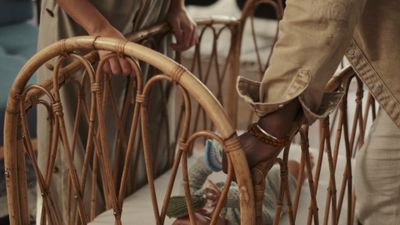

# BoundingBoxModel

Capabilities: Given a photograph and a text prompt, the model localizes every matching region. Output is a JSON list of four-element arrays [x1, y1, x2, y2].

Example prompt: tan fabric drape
[[36, 0, 173, 221]]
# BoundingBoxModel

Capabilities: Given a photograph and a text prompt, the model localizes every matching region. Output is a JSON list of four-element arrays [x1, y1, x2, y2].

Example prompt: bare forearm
[[56, 0, 131, 75], [56, 0, 111, 35], [167, 0, 197, 51]]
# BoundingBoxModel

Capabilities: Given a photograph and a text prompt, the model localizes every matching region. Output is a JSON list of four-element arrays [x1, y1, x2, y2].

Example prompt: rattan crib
[[3, 0, 376, 224], [3, 36, 255, 225]]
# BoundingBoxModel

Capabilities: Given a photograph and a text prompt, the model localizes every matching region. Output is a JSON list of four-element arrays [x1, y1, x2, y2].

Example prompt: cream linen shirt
[[237, 0, 400, 128]]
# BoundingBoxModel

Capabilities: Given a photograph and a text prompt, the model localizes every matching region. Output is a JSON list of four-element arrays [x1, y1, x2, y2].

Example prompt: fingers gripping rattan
[[4, 36, 255, 225]]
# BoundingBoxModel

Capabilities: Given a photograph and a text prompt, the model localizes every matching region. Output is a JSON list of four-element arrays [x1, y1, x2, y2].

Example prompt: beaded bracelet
[[247, 123, 289, 148]]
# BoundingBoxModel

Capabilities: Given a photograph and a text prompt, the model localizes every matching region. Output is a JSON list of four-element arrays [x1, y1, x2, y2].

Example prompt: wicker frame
[[232, 1, 377, 224], [4, 1, 378, 224], [3, 36, 255, 225]]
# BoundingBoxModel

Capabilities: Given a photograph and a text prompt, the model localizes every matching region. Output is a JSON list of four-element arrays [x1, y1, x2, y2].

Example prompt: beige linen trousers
[[36, 0, 173, 222], [237, 0, 400, 224], [355, 109, 400, 225]]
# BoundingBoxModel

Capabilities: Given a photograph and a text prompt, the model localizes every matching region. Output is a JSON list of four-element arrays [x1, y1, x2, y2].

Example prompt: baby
[[172, 141, 313, 225]]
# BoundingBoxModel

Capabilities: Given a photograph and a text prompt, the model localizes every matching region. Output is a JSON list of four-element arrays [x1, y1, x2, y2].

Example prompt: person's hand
[[91, 25, 132, 76], [204, 180, 221, 207], [167, 6, 198, 51]]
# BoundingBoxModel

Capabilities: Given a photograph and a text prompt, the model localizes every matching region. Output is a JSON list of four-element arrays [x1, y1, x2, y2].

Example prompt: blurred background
[[0, 0, 39, 223]]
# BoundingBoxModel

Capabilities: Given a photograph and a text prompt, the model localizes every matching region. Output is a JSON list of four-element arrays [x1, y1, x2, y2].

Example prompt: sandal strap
[[247, 123, 288, 148]]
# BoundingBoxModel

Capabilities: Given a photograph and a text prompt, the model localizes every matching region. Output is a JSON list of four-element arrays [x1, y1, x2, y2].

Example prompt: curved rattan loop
[[23, 84, 55, 105], [52, 56, 92, 224], [92, 63, 123, 224], [53, 53, 101, 224], [18, 87, 63, 225], [139, 74, 196, 224], [5, 36, 255, 225], [141, 74, 175, 173], [176, 85, 192, 148], [127, 57, 144, 91], [159, 85, 192, 225], [116, 58, 143, 207], [183, 131, 234, 225], [188, 25, 235, 132]]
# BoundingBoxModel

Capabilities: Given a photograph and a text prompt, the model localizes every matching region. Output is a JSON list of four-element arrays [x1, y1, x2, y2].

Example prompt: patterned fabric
[[186, 157, 297, 225], [204, 139, 224, 172]]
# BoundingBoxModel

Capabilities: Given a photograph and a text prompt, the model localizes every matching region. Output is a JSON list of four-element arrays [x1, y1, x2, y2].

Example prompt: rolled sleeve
[[237, 0, 366, 124], [237, 76, 344, 123]]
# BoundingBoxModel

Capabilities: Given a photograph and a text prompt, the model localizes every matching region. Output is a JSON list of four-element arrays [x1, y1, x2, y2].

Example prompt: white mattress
[[89, 169, 179, 225]]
